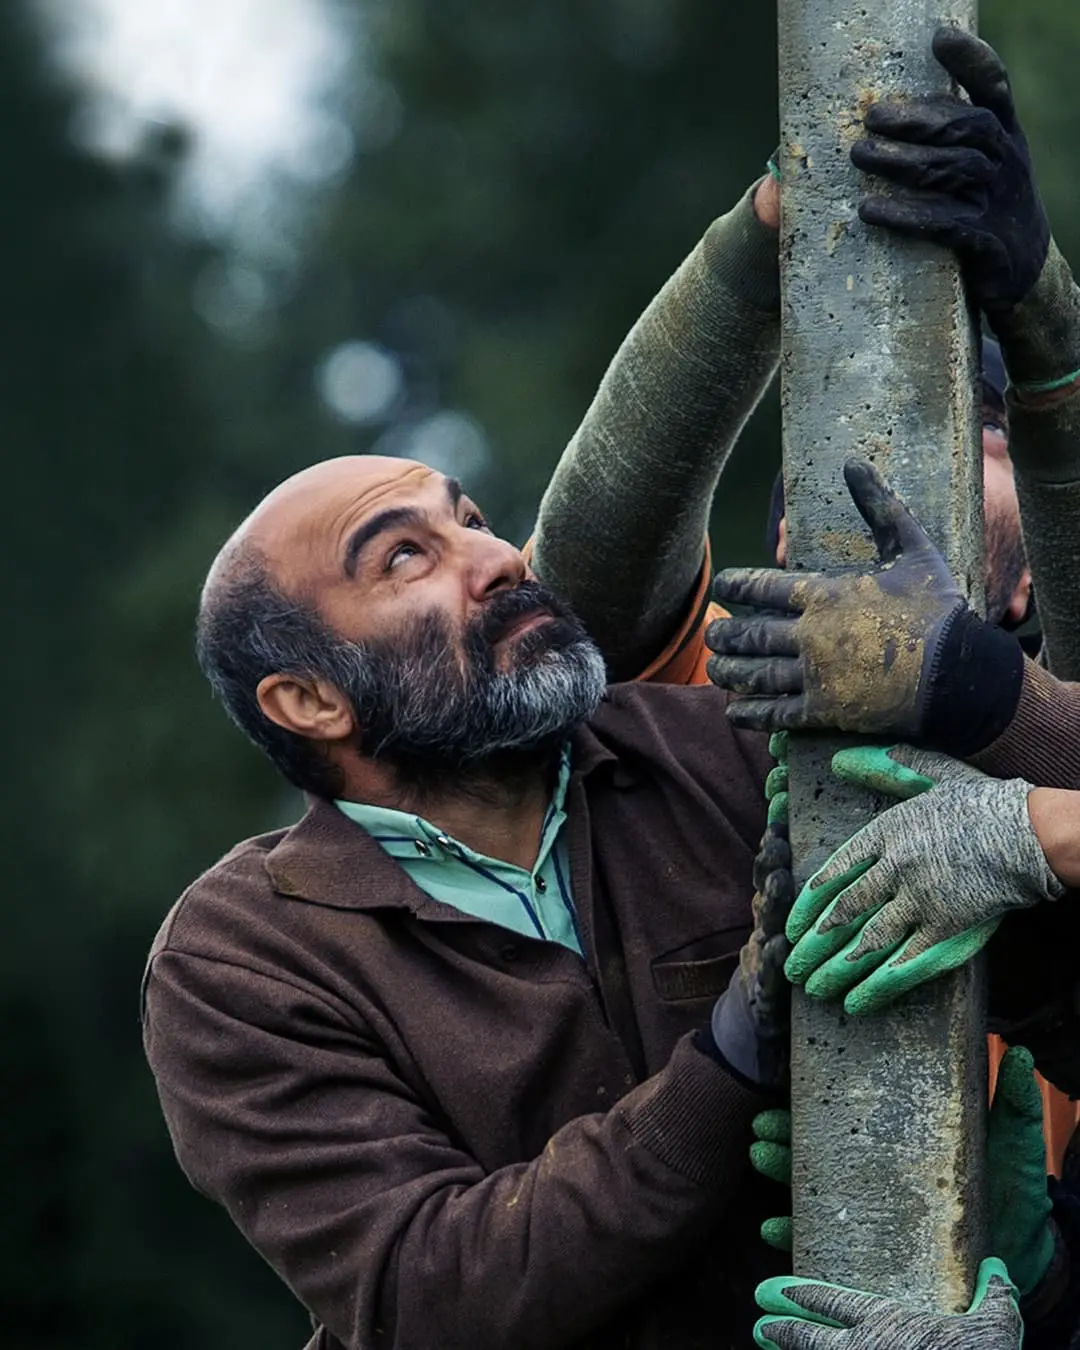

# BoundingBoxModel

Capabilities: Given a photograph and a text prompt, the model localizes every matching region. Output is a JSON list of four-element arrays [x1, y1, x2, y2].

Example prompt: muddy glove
[[784, 745, 1063, 1016], [753, 1257, 1021, 1349], [748, 1048, 1056, 1294], [703, 736, 794, 1091], [707, 459, 1024, 755], [852, 27, 1048, 320], [852, 27, 1080, 396]]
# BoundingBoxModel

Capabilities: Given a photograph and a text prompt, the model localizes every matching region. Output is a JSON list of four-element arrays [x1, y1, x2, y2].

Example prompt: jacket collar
[[265, 720, 619, 912]]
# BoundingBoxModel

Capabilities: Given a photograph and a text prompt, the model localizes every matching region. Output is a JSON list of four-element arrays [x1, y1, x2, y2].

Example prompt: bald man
[[142, 454, 792, 1350]]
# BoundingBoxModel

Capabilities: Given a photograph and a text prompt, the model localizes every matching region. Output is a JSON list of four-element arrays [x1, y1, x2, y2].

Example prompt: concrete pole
[[777, 0, 988, 1312]]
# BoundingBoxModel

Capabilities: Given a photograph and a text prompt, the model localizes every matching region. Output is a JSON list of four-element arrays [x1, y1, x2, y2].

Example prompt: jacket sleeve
[[530, 184, 780, 682], [143, 949, 763, 1350]]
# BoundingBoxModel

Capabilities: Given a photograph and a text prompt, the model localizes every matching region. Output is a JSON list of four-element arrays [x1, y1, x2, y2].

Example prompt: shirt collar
[[335, 743, 573, 871]]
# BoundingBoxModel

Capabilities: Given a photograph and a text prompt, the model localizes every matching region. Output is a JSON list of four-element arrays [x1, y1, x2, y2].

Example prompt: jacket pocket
[[651, 927, 744, 1002]]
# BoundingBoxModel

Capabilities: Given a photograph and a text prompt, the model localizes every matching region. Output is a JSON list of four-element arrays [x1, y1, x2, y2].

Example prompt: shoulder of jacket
[[592, 679, 737, 743], [148, 825, 292, 961]]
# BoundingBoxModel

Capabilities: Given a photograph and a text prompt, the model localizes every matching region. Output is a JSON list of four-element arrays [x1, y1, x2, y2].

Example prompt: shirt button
[[535, 876, 547, 892], [414, 840, 431, 857], [435, 834, 453, 849]]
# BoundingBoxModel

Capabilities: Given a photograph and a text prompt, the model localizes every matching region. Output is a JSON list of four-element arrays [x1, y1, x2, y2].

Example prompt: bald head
[[194, 454, 604, 801], [196, 454, 536, 794], [201, 453, 454, 653], [197, 457, 447, 798], [212, 456, 440, 598]]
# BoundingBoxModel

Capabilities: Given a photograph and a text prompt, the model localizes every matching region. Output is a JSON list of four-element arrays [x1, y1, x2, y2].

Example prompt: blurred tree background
[[3, 0, 1077, 1344]]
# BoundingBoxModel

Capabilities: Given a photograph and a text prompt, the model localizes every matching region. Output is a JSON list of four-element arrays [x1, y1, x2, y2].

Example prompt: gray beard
[[332, 584, 608, 782]]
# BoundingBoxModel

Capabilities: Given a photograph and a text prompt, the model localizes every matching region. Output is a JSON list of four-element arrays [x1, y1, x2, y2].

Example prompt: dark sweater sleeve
[[975, 661, 1080, 1085], [143, 952, 764, 1350], [532, 185, 780, 681], [971, 658, 1080, 789]]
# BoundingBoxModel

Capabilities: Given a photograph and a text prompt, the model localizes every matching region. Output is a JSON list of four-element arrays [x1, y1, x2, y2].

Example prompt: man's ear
[[256, 674, 355, 742]]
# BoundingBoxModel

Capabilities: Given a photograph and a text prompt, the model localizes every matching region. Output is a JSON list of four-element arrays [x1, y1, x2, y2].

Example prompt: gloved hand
[[748, 1048, 1056, 1296], [783, 745, 1063, 1015], [852, 27, 1049, 320], [705, 735, 794, 1091], [706, 458, 1025, 756], [987, 1045, 1056, 1298], [753, 1257, 1021, 1349], [750, 1107, 793, 1252]]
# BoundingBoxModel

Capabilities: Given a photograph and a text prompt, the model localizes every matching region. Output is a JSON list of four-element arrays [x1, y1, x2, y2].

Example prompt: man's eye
[[982, 418, 1008, 438], [465, 511, 490, 531], [387, 542, 422, 569]]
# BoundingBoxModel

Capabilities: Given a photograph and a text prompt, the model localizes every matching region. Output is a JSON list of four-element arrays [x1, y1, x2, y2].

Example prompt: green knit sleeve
[[996, 240, 1080, 680], [531, 184, 780, 681]]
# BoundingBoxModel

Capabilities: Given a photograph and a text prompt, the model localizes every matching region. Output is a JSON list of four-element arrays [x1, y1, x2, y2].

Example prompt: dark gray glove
[[754, 1258, 1022, 1349], [707, 459, 1024, 755], [852, 27, 1049, 320], [704, 737, 794, 1092]]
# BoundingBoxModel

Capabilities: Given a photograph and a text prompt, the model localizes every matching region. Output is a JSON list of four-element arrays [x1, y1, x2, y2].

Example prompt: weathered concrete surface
[[777, 0, 988, 1312]]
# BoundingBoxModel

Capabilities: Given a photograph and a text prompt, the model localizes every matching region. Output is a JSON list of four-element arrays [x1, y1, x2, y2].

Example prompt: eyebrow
[[343, 477, 466, 577]]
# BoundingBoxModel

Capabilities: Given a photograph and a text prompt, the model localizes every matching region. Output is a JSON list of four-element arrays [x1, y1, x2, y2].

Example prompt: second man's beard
[[984, 512, 1028, 628]]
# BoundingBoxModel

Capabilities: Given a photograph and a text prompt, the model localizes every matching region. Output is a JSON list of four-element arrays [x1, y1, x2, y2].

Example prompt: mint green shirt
[[335, 749, 582, 955]]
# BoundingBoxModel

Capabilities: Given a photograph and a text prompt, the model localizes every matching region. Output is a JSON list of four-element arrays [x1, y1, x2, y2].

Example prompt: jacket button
[[500, 943, 521, 963]]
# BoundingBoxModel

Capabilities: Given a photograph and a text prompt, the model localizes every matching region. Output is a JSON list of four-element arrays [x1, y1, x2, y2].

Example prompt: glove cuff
[[992, 240, 1080, 390], [922, 605, 1025, 757], [706, 989, 788, 1094], [693, 1024, 759, 1092], [700, 184, 782, 315]]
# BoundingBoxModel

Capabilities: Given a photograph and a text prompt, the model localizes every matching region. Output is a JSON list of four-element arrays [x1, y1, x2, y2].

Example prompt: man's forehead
[[262, 455, 435, 516], [248, 456, 444, 542], [233, 454, 466, 589]]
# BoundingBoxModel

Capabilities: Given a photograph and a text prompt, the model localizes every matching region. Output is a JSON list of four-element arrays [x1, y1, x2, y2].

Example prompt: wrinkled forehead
[[243, 456, 444, 589]]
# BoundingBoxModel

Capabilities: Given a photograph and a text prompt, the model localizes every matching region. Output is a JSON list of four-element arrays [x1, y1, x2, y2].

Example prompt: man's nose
[[466, 529, 528, 600]]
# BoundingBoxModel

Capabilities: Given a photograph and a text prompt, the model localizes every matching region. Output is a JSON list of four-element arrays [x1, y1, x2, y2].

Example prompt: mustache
[[473, 580, 577, 647]]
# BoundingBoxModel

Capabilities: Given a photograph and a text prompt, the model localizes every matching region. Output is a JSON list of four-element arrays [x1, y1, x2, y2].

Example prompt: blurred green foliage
[[4, 0, 1078, 1344]]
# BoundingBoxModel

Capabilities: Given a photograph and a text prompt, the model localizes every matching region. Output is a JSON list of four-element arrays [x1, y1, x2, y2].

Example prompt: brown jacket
[[143, 683, 780, 1350]]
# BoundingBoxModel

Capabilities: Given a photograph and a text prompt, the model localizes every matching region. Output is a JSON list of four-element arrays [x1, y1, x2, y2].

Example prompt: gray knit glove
[[784, 745, 1064, 1015], [754, 1258, 1022, 1349]]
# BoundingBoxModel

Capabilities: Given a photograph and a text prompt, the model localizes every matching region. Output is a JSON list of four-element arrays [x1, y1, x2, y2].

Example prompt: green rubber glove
[[748, 1047, 1055, 1297], [750, 1108, 793, 1252], [988, 1045, 1055, 1297], [767, 730, 790, 825], [754, 1257, 1021, 1349], [784, 745, 1063, 1015]]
